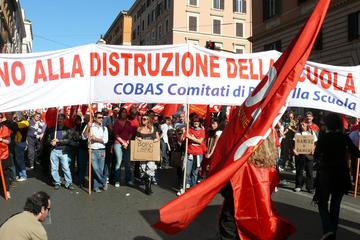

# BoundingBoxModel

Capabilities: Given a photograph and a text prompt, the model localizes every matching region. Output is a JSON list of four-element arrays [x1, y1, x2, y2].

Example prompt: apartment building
[[103, 11, 132, 45], [251, 0, 360, 66], [121, 0, 251, 53], [0, 0, 27, 53]]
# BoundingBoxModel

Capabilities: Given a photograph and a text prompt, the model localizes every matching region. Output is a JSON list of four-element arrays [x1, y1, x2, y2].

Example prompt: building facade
[[251, 0, 360, 66], [0, 0, 27, 53], [21, 9, 32, 53], [103, 10, 132, 45], [123, 0, 251, 53]]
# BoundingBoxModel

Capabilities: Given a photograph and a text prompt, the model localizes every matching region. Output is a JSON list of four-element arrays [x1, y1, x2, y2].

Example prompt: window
[[213, 19, 221, 34], [233, 0, 246, 13], [142, 20, 145, 31], [165, 0, 171, 10], [152, 29, 156, 40], [147, 0, 151, 7], [263, 0, 281, 20], [234, 45, 245, 54], [151, 9, 155, 22], [187, 39, 199, 45], [189, 0, 197, 6], [137, 25, 140, 36], [236, 22, 243, 37], [156, 3, 163, 17], [213, 0, 224, 10], [132, 30, 136, 40], [147, 14, 150, 26], [165, 18, 170, 32], [158, 25, 162, 39], [264, 40, 281, 51], [348, 11, 360, 41], [189, 16, 197, 32]]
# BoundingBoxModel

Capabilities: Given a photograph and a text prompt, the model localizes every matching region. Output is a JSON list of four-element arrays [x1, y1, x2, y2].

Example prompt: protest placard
[[295, 135, 315, 154], [130, 139, 160, 161]]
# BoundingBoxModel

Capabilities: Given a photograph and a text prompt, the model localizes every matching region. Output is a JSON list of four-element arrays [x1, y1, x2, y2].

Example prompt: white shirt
[[82, 123, 108, 149]]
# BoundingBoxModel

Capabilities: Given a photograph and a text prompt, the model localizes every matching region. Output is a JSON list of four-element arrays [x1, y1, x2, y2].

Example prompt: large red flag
[[154, 0, 330, 239], [162, 104, 181, 117]]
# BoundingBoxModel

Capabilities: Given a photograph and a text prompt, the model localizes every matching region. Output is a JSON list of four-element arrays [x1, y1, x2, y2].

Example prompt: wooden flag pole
[[0, 160, 8, 200], [354, 134, 360, 198], [88, 104, 93, 194], [181, 104, 190, 194]]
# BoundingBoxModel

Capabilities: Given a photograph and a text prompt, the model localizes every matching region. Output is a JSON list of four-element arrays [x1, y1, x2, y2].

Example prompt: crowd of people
[[0, 105, 359, 240]]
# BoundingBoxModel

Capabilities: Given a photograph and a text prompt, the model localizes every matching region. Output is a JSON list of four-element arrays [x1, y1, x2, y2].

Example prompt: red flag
[[45, 108, 58, 128], [152, 104, 165, 114], [189, 104, 208, 118], [162, 104, 181, 117], [154, 0, 330, 238]]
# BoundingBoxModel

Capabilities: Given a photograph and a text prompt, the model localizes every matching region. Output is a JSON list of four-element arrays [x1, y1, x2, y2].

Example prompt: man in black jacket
[[47, 114, 75, 190]]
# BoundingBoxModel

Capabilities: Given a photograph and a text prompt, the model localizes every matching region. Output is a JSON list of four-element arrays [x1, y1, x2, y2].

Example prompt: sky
[[20, 0, 134, 52]]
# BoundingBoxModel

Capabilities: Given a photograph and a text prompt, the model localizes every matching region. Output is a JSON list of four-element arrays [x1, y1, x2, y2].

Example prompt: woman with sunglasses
[[136, 114, 160, 194]]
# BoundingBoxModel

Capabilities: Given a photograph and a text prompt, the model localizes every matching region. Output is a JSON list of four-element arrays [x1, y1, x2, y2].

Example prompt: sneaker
[[6, 191, 11, 199], [54, 184, 61, 190], [102, 183, 108, 191], [294, 187, 301, 192], [274, 187, 279, 193], [94, 188, 101, 193], [152, 178, 158, 185], [106, 178, 109, 184], [291, 169, 296, 174], [115, 182, 120, 188], [177, 189, 185, 196], [66, 184, 75, 190], [185, 184, 190, 189], [278, 166, 284, 172], [16, 177, 27, 182]]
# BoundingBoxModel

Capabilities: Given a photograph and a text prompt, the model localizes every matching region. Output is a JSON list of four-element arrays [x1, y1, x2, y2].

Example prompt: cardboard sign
[[295, 135, 315, 154], [130, 140, 160, 161]]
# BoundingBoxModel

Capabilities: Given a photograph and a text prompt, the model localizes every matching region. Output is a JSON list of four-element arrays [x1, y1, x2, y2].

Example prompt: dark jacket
[[314, 131, 360, 195], [47, 126, 76, 153]]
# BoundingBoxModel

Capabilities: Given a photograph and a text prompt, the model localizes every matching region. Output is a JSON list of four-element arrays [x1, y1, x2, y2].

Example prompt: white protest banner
[[0, 44, 359, 117]]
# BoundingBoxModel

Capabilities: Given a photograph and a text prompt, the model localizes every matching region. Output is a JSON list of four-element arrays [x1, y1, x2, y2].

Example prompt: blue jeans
[[91, 149, 106, 190], [50, 149, 73, 187], [318, 191, 344, 234], [15, 142, 27, 179], [186, 154, 203, 187], [113, 144, 132, 183], [77, 148, 88, 185]]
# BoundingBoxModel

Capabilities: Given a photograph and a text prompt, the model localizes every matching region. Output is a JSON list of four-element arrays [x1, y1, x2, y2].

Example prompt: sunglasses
[[142, 118, 149, 120], [97, 116, 103, 119]]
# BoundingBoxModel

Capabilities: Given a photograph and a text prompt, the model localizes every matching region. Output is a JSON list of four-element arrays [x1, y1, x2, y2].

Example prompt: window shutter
[[263, 0, 269, 20], [220, 0, 225, 10], [348, 12, 359, 41], [275, 0, 281, 15], [236, 23, 243, 37]]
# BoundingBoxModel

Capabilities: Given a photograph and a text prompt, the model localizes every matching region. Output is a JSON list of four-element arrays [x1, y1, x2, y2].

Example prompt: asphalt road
[[1, 168, 360, 240]]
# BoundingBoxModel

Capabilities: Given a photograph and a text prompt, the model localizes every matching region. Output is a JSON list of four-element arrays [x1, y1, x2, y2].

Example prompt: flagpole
[[88, 104, 93, 195], [54, 107, 59, 140], [181, 104, 190, 194], [0, 160, 8, 200], [354, 135, 360, 198]]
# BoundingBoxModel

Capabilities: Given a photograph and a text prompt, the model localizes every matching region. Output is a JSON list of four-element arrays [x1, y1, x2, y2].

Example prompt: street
[[1, 168, 359, 240]]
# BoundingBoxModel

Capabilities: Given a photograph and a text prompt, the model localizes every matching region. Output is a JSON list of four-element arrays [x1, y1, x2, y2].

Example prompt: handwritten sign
[[295, 135, 314, 154], [130, 140, 160, 161]]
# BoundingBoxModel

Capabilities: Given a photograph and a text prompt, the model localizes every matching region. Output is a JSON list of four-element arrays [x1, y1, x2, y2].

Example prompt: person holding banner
[[293, 121, 317, 193], [27, 111, 46, 170], [113, 108, 133, 188], [136, 114, 160, 195], [313, 113, 360, 240], [0, 121, 11, 199], [186, 115, 206, 188], [47, 113, 75, 190], [82, 112, 109, 193]]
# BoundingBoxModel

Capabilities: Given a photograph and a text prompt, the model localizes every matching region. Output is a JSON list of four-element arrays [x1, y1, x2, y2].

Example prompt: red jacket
[[0, 125, 11, 160]]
